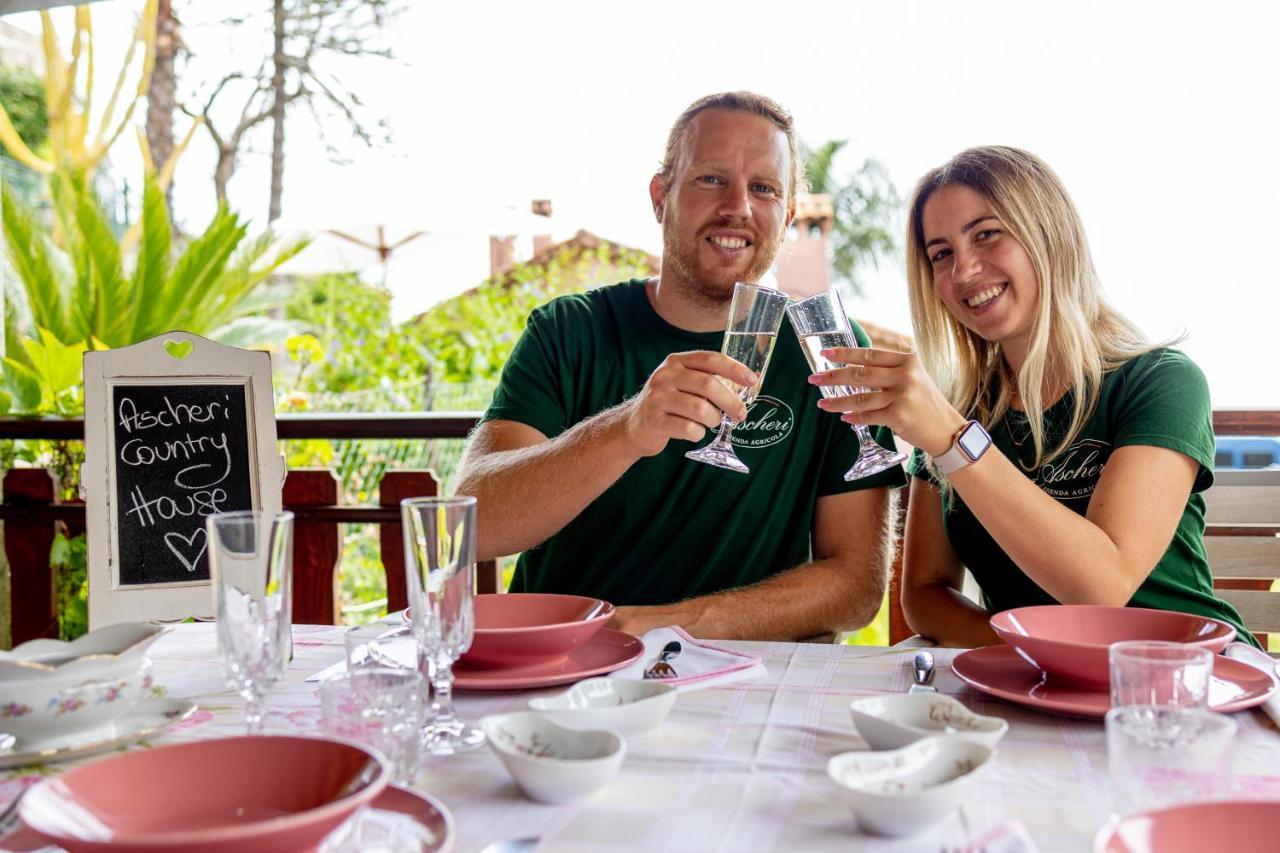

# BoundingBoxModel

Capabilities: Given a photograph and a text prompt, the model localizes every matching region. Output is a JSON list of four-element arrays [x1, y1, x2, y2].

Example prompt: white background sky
[[13, 0, 1280, 405]]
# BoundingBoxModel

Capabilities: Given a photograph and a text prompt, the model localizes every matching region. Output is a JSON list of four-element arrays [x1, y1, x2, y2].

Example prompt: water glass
[[1106, 705, 1236, 815], [685, 281, 789, 474], [1109, 641, 1213, 709], [208, 510, 294, 735], [344, 623, 414, 673], [785, 288, 908, 480], [402, 495, 485, 754], [320, 667, 426, 784]]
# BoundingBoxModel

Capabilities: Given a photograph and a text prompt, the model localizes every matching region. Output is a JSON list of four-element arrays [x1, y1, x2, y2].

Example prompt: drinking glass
[[320, 667, 426, 784], [1106, 705, 1236, 815], [1109, 641, 1213, 710], [207, 510, 294, 735], [786, 288, 908, 480], [685, 281, 790, 474], [402, 496, 485, 754]]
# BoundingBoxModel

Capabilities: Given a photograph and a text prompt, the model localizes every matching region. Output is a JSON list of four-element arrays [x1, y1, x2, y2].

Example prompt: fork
[[643, 640, 682, 679]]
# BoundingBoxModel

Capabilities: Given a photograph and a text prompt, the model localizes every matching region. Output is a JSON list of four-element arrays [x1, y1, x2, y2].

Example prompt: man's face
[[651, 109, 795, 301]]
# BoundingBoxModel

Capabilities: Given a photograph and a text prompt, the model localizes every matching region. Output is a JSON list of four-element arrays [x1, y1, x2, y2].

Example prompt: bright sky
[[13, 0, 1280, 405]]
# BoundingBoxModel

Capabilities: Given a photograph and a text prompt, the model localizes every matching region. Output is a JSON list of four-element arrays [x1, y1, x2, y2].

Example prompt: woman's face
[[921, 184, 1041, 367]]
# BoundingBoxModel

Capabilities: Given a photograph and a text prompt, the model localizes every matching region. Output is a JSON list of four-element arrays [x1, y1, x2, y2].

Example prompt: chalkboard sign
[[112, 383, 255, 584], [84, 333, 283, 627]]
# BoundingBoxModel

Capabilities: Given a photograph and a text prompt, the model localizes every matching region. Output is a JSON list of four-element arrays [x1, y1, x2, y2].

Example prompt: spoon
[[909, 650, 937, 693]]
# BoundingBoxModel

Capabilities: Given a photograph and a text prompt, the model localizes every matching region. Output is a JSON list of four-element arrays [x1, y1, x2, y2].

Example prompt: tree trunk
[[267, 0, 287, 222], [146, 0, 178, 216], [214, 148, 236, 204]]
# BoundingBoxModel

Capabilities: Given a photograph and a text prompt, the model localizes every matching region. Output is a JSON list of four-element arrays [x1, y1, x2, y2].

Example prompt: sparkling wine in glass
[[685, 281, 789, 474], [208, 510, 294, 735], [402, 495, 485, 755], [787, 289, 908, 480]]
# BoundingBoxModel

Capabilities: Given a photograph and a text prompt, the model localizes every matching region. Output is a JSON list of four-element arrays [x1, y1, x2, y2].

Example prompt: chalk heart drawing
[[164, 338, 194, 360], [164, 528, 208, 572]]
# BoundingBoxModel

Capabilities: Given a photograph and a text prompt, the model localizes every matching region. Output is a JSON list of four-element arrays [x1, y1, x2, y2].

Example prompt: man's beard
[[661, 217, 783, 307]]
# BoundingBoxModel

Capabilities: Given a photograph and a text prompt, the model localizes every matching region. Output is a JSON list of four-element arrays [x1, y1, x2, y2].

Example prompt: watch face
[[958, 423, 990, 459]]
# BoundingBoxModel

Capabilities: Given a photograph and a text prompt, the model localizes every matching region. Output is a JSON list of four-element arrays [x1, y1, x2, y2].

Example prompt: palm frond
[[126, 173, 172, 342], [1, 189, 73, 342]]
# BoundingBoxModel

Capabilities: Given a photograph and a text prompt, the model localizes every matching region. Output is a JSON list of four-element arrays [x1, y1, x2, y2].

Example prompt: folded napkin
[[609, 626, 765, 691], [1223, 641, 1280, 727]]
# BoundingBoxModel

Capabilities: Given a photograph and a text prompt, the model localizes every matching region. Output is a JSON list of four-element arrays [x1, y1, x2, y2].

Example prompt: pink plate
[[952, 645, 1275, 718], [406, 593, 615, 669], [1094, 800, 1280, 852], [990, 605, 1236, 687], [2, 784, 453, 853], [453, 627, 643, 691], [19, 735, 388, 853]]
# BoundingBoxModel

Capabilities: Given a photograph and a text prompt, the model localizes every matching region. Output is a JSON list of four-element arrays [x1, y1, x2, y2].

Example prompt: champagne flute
[[685, 281, 790, 474], [402, 495, 485, 755], [207, 510, 294, 735], [786, 289, 908, 480]]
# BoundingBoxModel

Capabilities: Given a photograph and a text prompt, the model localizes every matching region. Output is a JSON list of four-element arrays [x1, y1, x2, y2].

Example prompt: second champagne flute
[[685, 281, 790, 474], [786, 288, 908, 480]]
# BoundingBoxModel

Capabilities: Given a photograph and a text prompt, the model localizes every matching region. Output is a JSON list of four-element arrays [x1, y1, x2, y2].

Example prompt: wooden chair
[[1204, 469, 1280, 644]]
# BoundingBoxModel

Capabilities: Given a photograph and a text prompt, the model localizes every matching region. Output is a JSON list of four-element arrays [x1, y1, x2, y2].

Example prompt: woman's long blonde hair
[[906, 146, 1159, 473]]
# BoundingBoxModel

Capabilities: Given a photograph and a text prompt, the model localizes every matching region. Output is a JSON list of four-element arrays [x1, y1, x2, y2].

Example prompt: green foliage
[[50, 531, 88, 642], [0, 67, 48, 151], [800, 139, 901, 296]]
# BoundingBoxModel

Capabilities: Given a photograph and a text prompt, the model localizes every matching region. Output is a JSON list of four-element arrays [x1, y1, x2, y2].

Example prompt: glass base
[[844, 444, 908, 481], [421, 717, 486, 755], [685, 442, 750, 473]]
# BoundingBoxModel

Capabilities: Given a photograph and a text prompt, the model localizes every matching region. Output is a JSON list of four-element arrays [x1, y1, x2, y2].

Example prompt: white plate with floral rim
[[0, 697, 196, 769]]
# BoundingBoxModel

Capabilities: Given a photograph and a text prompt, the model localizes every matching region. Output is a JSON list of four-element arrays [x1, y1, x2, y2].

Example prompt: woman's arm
[[900, 478, 1000, 647], [814, 347, 1198, 606]]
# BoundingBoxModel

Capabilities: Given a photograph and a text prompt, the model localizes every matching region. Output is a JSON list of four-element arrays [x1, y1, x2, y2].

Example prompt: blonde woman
[[811, 146, 1258, 648]]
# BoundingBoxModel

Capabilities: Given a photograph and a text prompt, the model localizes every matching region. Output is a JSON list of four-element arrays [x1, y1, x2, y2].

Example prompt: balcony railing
[[2, 410, 1278, 647]]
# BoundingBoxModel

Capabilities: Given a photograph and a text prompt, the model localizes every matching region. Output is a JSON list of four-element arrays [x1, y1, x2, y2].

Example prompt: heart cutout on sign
[[164, 339, 194, 360]]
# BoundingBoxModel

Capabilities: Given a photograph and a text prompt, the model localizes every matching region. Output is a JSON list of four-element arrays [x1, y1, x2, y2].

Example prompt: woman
[[810, 146, 1258, 648]]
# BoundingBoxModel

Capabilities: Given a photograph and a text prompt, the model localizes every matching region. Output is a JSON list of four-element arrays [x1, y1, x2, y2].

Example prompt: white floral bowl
[[479, 711, 624, 804], [527, 677, 677, 737], [827, 736, 994, 837], [849, 693, 1008, 750], [0, 622, 165, 746]]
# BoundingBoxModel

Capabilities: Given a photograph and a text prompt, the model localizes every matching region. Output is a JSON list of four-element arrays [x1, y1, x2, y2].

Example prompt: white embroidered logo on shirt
[[1036, 438, 1111, 500], [731, 396, 795, 449]]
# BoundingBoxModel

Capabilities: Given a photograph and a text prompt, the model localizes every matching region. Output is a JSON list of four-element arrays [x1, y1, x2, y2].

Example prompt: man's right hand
[[618, 351, 758, 458]]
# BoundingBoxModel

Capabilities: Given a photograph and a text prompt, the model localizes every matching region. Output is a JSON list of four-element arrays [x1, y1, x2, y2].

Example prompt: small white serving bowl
[[848, 693, 1008, 750], [527, 677, 677, 737], [0, 622, 165, 746], [827, 736, 994, 837], [479, 711, 625, 805]]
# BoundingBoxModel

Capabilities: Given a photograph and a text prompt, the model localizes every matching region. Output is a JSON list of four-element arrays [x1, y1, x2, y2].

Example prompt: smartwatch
[[932, 420, 992, 475]]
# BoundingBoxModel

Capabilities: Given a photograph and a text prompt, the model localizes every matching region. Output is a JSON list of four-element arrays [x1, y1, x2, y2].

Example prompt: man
[[455, 92, 904, 641]]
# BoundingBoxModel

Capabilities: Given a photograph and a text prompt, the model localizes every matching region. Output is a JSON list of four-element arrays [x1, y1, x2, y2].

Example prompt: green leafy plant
[[0, 67, 48, 153]]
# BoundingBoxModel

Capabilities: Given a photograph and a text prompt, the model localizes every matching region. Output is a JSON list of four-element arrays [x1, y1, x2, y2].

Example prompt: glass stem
[[712, 414, 735, 447], [244, 690, 265, 735], [432, 662, 457, 723]]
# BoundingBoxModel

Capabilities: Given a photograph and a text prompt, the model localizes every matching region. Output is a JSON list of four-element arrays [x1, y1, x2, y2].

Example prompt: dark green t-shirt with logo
[[909, 348, 1256, 645], [482, 279, 906, 606]]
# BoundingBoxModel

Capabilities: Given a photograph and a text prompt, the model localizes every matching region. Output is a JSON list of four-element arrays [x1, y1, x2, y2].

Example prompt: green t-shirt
[[909, 348, 1257, 646], [482, 279, 906, 606]]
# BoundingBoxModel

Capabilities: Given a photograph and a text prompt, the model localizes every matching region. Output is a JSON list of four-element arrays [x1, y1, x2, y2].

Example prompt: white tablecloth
[[5, 623, 1280, 852]]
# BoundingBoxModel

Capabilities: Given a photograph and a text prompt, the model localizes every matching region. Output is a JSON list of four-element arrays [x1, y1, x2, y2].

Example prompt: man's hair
[[659, 91, 803, 203], [905, 145, 1160, 477]]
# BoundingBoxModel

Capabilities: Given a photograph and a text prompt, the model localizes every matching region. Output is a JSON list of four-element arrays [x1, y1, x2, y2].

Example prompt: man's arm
[[456, 351, 757, 561], [609, 487, 896, 641]]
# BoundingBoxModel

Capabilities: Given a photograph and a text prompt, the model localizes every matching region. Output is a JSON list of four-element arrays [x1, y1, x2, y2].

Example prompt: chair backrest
[[1203, 469, 1280, 637]]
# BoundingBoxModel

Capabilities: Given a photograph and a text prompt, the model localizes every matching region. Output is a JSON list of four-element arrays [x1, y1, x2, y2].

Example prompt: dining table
[[4, 622, 1279, 853]]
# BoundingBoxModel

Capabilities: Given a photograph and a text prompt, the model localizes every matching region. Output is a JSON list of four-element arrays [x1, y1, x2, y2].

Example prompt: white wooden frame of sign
[[84, 332, 283, 628]]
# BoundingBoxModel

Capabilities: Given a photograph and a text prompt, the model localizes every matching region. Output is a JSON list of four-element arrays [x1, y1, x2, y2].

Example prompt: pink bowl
[[1096, 800, 1280, 852], [20, 735, 388, 853], [460, 593, 615, 669], [990, 605, 1236, 687]]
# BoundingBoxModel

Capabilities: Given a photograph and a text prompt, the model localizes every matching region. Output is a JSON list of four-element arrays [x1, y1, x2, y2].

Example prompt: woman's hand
[[809, 347, 966, 456]]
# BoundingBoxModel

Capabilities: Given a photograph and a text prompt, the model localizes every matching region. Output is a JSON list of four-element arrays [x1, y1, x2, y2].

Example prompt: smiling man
[[455, 92, 905, 641]]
